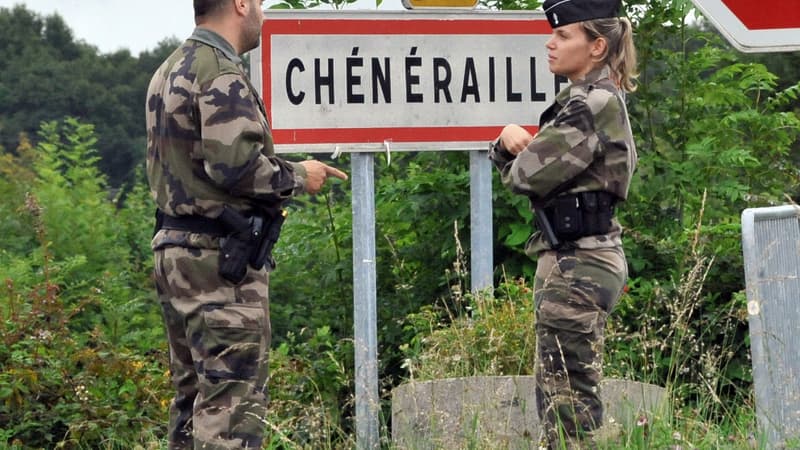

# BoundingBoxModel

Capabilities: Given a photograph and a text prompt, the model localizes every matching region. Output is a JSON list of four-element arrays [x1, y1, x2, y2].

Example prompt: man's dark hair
[[194, 0, 227, 18]]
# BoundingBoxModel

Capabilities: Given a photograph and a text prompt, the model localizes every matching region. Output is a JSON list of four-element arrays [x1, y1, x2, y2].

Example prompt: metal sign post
[[470, 150, 493, 292], [742, 205, 800, 448], [351, 152, 380, 449], [251, 11, 553, 448]]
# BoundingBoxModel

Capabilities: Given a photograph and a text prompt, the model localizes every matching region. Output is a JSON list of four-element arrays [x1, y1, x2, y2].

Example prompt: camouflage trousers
[[153, 245, 271, 450], [533, 246, 627, 449]]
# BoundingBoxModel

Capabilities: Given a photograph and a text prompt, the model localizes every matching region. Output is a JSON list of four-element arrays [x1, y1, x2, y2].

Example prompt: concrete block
[[391, 376, 666, 449]]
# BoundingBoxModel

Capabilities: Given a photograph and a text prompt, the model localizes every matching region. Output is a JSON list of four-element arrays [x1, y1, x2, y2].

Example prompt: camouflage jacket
[[146, 28, 307, 250], [489, 66, 637, 253]]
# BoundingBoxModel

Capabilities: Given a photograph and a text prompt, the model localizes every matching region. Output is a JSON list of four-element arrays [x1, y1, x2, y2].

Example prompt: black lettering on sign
[[488, 56, 496, 103], [281, 48, 553, 107], [405, 47, 423, 103], [286, 58, 305, 105], [555, 74, 569, 95], [506, 57, 521, 102], [433, 57, 452, 103], [346, 47, 365, 104], [460, 57, 479, 102], [372, 57, 391, 104], [530, 57, 546, 102], [315, 58, 334, 105]]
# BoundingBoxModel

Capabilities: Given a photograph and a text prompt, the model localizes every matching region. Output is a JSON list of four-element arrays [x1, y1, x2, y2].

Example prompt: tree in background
[[0, 5, 178, 187]]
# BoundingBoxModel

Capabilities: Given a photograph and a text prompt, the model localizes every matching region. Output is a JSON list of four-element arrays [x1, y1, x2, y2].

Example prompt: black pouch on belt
[[551, 195, 583, 240], [217, 207, 264, 285], [218, 234, 252, 284], [579, 191, 614, 235]]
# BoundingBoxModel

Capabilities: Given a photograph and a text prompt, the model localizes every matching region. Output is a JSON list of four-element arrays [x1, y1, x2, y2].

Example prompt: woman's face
[[545, 22, 601, 81]]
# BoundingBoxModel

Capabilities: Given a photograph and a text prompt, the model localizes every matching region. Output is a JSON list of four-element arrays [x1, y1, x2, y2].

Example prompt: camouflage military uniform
[[489, 66, 637, 448], [145, 28, 307, 450]]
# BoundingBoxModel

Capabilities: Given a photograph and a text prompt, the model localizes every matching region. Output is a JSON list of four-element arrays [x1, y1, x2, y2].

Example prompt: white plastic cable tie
[[383, 139, 392, 167], [331, 145, 342, 159]]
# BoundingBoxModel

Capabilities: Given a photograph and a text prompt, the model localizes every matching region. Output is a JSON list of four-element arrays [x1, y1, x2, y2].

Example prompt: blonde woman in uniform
[[489, 0, 638, 447]]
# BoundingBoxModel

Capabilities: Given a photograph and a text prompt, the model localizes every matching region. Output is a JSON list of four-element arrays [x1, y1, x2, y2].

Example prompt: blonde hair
[[582, 17, 638, 92]]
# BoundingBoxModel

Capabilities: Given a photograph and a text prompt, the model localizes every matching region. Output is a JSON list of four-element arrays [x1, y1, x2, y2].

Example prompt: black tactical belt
[[541, 191, 616, 242], [155, 209, 227, 236]]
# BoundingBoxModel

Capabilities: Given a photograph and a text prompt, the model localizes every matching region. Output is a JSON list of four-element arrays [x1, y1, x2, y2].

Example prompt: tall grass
[[2, 205, 765, 449], [401, 224, 537, 382], [398, 211, 765, 449]]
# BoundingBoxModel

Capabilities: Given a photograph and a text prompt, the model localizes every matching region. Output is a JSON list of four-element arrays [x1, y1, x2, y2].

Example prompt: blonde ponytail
[[583, 17, 638, 92]]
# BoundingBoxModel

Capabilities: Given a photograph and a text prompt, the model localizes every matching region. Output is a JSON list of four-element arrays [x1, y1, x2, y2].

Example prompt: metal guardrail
[[741, 204, 800, 448]]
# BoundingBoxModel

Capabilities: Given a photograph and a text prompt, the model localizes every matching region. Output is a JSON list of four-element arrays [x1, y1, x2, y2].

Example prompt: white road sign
[[251, 11, 557, 152]]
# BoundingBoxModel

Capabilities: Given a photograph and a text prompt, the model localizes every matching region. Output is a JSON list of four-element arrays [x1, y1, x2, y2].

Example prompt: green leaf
[[504, 223, 531, 247]]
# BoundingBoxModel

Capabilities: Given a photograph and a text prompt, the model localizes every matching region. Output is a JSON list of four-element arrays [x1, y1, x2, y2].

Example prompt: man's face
[[241, 0, 264, 53]]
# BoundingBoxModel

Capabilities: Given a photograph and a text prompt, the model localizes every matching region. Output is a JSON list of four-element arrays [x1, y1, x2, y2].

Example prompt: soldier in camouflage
[[489, 0, 638, 448], [145, 0, 347, 448]]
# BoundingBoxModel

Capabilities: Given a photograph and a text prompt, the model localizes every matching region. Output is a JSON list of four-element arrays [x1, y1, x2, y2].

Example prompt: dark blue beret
[[542, 0, 622, 28]]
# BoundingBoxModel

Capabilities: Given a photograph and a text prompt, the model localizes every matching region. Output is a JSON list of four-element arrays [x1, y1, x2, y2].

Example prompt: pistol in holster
[[217, 206, 287, 284], [535, 207, 561, 249]]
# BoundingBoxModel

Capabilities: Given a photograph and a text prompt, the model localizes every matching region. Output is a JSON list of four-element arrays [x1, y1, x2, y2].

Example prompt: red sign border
[[720, 0, 800, 30], [691, 0, 800, 52], [261, 15, 551, 146]]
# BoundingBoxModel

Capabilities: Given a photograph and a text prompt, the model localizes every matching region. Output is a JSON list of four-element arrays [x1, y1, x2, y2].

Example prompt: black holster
[[155, 207, 286, 285], [250, 209, 287, 270], [217, 206, 286, 284], [541, 191, 616, 243]]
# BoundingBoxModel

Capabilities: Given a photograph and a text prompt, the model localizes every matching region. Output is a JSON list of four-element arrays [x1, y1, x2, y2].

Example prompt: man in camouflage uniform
[[145, 0, 347, 448], [489, 0, 638, 447]]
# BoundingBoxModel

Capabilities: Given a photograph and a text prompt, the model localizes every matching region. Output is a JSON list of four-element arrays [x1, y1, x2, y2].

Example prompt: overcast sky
[[0, 0, 403, 55]]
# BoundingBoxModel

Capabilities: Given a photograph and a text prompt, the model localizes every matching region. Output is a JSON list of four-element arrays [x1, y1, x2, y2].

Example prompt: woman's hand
[[497, 124, 534, 156]]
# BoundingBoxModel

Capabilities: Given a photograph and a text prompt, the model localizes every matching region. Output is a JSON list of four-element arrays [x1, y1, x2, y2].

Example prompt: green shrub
[[265, 326, 355, 449], [401, 275, 537, 380], [0, 200, 170, 449]]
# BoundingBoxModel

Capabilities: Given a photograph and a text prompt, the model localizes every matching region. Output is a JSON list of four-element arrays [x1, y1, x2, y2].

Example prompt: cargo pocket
[[536, 299, 603, 370], [199, 303, 267, 382], [537, 298, 599, 335]]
